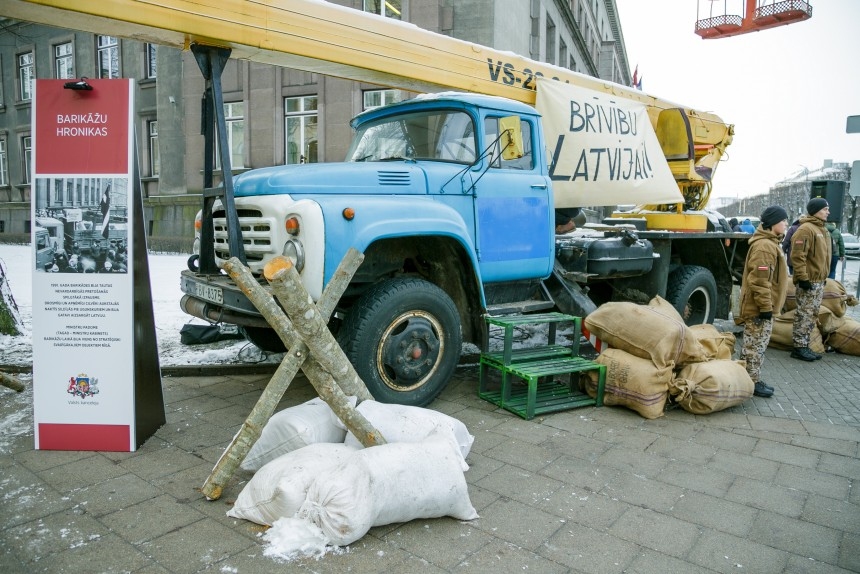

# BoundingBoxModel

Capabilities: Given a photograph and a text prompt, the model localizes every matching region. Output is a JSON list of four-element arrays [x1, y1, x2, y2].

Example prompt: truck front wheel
[[666, 265, 717, 325], [338, 277, 462, 407]]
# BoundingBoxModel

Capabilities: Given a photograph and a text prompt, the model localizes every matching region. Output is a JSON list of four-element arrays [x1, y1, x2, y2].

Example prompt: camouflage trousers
[[793, 281, 825, 347], [742, 316, 773, 383]]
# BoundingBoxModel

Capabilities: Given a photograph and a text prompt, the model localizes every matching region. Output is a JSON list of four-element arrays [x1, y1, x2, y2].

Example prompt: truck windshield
[[347, 109, 476, 164]]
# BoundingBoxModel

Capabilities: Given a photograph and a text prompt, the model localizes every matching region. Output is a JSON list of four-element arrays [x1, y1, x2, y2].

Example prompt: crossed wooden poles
[[201, 249, 385, 500]]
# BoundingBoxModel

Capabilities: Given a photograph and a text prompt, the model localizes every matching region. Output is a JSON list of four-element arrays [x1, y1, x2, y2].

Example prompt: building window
[[66, 180, 73, 203], [147, 120, 160, 176], [285, 96, 318, 165], [222, 102, 245, 169], [546, 16, 556, 65], [18, 51, 35, 101], [363, 89, 400, 111], [214, 103, 244, 170], [22, 136, 32, 184], [54, 42, 74, 79], [0, 56, 5, 106], [54, 179, 62, 203], [363, 0, 401, 19], [145, 43, 157, 78], [560, 40, 568, 71], [0, 138, 7, 186], [97, 35, 120, 79]]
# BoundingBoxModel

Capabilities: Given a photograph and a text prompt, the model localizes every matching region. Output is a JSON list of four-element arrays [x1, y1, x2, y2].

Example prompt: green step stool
[[478, 313, 605, 420]]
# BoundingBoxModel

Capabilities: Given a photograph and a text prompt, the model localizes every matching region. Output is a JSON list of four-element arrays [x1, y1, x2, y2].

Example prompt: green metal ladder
[[478, 313, 605, 420]]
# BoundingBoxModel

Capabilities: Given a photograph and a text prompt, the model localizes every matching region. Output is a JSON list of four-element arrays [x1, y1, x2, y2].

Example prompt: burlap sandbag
[[768, 309, 826, 353], [689, 324, 735, 361], [669, 360, 754, 415], [825, 318, 860, 356], [583, 297, 706, 369], [821, 279, 850, 318], [817, 307, 846, 336], [581, 348, 671, 419]]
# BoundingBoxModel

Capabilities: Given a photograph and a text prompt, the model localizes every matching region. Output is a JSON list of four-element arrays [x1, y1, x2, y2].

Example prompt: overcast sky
[[614, 0, 860, 200]]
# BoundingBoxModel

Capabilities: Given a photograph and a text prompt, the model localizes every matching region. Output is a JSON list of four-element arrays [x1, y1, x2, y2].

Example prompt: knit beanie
[[806, 197, 829, 215], [760, 205, 788, 229]]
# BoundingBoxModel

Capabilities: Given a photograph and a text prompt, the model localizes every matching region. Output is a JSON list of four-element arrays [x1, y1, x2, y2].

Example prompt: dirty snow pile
[[225, 398, 477, 561]]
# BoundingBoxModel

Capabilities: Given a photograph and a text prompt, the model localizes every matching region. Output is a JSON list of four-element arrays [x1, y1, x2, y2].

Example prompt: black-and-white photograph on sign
[[33, 177, 129, 274]]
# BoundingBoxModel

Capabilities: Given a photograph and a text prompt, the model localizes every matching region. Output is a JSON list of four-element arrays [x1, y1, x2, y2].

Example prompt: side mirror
[[499, 116, 524, 161]]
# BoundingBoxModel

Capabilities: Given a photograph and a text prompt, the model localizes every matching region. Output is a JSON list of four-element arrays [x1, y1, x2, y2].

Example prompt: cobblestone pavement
[[1, 329, 859, 573]]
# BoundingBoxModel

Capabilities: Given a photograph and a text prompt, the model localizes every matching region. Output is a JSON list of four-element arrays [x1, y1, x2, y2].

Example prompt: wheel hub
[[378, 313, 442, 389]]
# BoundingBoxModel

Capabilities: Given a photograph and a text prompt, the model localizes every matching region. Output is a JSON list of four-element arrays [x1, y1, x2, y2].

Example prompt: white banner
[[534, 78, 682, 208]]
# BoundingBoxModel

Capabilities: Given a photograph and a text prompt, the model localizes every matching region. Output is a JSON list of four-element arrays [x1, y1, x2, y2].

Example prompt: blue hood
[[234, 162, 436, 197]]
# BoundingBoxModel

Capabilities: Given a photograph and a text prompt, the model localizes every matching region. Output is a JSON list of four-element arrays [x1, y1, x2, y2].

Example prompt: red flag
[[632, 65, 638, 89]]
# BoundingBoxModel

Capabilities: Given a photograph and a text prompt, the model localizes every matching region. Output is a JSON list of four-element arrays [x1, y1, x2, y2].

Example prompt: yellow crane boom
[[4, 0, 733, 211]]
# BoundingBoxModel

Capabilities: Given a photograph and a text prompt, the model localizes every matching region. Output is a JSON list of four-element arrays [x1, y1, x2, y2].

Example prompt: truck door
[[473, 116, 553, 281]]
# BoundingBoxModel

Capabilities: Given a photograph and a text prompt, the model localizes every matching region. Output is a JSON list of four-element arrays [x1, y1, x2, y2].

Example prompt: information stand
[[31, 78, 165, 451]]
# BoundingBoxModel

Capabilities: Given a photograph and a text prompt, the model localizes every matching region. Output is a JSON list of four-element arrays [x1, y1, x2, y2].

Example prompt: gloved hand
[[798, 280, 813, 290], [758, 311, 773, 320]]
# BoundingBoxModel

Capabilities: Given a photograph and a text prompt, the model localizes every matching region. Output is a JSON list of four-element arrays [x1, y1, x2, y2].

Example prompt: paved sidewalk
[[1, 347, 859, 573]]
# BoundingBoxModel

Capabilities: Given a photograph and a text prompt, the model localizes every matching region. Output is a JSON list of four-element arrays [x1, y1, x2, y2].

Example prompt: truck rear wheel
[[666, 265, 717, 325], [338, 277, 462, 407]]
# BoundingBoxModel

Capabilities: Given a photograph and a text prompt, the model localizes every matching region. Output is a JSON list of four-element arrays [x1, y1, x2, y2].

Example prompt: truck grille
[[212, 208, 274, 264]]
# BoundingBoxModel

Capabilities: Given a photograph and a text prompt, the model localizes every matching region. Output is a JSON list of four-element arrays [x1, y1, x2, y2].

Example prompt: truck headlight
[[283, 239, 305, 272]]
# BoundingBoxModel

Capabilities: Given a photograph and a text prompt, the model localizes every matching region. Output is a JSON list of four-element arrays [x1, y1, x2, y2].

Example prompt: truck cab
[[183, 94, 560, 405], [34, 228, 56, 271]]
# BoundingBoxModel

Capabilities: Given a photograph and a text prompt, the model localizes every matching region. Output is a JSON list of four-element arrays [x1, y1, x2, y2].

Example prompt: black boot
[[790, 347, 818, 362], [753, 382, 774, 397], [758, 381, 774, 392]]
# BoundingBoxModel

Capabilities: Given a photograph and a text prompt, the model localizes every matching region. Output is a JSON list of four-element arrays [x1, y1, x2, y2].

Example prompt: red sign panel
[[34, 79, 130, 174]]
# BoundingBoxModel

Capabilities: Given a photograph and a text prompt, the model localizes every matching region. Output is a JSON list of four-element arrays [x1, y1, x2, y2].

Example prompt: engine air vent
[[377, 170, 411, 186]]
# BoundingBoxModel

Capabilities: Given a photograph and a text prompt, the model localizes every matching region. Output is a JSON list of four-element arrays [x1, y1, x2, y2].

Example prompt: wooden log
[[267, 259, 372, 401], [1, 372, 25, 392], [201, 249, 382, 500]]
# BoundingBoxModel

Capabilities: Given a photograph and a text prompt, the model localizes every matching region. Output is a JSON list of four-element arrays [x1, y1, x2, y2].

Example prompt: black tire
[[665, 265, 717, 325], [240, 326, 286, 353], [338, 277, 462, 407]]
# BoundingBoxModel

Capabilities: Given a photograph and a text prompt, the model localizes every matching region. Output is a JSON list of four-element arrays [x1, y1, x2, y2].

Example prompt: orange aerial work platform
[[695, 0, 812, 40]]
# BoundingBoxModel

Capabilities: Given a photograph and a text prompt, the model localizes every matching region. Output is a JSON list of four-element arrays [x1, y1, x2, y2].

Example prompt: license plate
[[191, 281, 223, 305]]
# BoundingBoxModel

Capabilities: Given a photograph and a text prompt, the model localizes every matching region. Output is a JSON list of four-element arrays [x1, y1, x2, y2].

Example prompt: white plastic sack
[[299, 430, 478, 546], [241, 396, 356, 472], [228, 443, 357, 526], [340, 400, 475, 460]]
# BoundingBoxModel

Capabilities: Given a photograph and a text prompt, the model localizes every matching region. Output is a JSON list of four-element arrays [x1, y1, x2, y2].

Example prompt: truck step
[[485, 299, 555, 315]]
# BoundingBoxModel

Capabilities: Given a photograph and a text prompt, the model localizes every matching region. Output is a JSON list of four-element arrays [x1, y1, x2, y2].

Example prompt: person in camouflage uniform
[[789, 197, 831, 361], [739, 206, 789, 397]]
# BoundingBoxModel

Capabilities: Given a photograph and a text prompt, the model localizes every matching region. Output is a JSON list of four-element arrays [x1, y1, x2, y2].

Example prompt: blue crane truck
[[180, 91, 750, 406]]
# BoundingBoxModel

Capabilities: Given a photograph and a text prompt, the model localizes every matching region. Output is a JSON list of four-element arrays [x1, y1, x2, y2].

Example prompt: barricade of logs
[[201, 249, 384, 500]]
